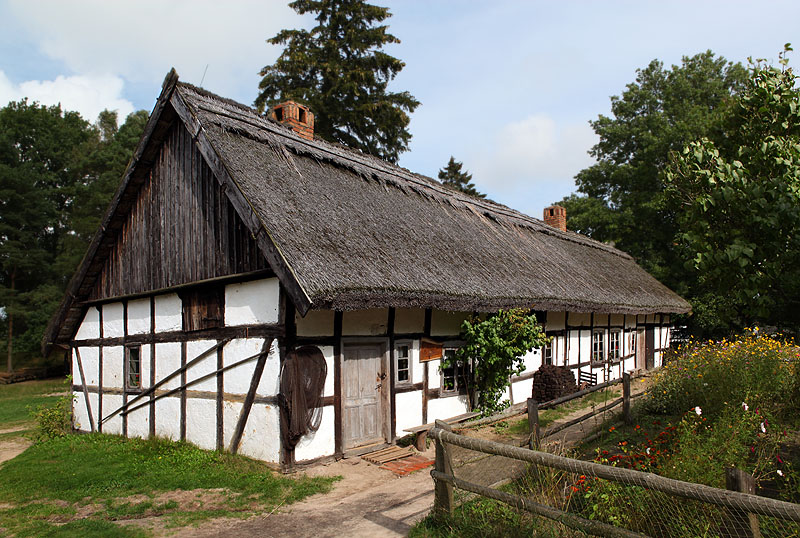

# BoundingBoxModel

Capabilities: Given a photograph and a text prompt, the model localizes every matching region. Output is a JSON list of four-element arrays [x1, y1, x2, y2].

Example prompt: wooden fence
[[430, 405, 800, 537]]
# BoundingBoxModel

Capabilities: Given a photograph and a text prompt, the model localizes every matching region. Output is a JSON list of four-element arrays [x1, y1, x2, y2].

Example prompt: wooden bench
[[578, 370, 598, 387], [404, 412, 475, 451]]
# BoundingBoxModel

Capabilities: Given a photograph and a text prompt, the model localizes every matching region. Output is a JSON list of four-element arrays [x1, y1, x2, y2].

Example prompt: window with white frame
[[543, 338, 554, 365], [629, 331, 637, 356], [441, 348, 471, 395], [395, 341, 412, 385], [609, 330, 621, 361], [125, 345, 142, 391], [592, 330, 605, 363]]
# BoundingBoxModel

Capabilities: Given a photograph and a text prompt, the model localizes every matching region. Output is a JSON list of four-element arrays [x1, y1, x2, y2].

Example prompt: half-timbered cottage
[[44, 70, 690, 468]]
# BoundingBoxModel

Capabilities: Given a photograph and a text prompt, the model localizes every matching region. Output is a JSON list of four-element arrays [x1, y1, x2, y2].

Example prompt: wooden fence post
[[527, 398, 540, 450], [724, 467, 761, 538], [433, 419, 454, 518], [622, 372, 632, 425]]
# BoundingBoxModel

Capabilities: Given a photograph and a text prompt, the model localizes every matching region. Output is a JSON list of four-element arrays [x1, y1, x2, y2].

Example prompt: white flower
[[778, 470, 784, 477], [694, 406, 702, 416], [742, 402, 749, 411], [646, 448, 651, 455], [761, 422, 766, 433]]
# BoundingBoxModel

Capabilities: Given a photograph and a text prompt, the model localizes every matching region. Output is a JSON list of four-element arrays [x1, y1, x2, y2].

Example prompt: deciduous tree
[[558, 52, 748, 298], [665, 46, 800, 334]]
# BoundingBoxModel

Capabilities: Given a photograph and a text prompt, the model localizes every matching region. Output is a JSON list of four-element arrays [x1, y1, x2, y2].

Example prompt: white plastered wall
[[127, 298, 151, 335], [102, 346, 124, 389], [154, 294, 182, 332], [225, 278, 279, 326], [154, 342, 182, 390], [430, 310, 468, 337], [154, 396, 181, 441], [73, 347, 100, 387], [186, 398, 217, 451], [185, 340, 219, 393], [395, 308, 424, 334], [342, 308, 388, 335], [238, 403, 281, 463], [428, 394, 469, 421], [296, 310, 334, 337], [75, 307, 100, 340], [103, 302, 125, 338], [73, 391, 97, 433]]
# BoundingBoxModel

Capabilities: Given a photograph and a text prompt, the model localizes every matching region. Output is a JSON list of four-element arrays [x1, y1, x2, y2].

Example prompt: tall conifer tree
[[255, 0, 420, 163], [438, 156, 485, 198]]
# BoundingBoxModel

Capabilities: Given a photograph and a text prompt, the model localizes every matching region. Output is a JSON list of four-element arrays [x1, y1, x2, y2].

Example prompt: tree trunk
[[6, 268, 14, 374]]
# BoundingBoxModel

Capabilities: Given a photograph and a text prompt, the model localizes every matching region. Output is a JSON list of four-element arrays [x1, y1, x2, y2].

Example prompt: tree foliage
[[665, 45, 800, 334], [558, 52, 748, 297], [255, 0, 420, 163], [437, 156, 485, 198], [0, 101, 147, 367], [454, 309, 548, 416]]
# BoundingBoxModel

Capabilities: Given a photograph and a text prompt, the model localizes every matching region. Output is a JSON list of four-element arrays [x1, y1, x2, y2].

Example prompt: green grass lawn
[[493, 388, 621, 437], [0, 433, 338, 536], [0, 378, 339, 536], [0, 377, 66, 430]]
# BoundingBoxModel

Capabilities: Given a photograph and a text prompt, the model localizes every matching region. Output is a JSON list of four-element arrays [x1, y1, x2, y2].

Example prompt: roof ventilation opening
[[270, 101, 315, 141], [543, 205, 567, 232]]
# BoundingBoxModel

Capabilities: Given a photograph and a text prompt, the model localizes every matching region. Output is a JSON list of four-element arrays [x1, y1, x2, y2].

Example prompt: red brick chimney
[[543, 205, 566, 232], [270, 101, 314, 141]]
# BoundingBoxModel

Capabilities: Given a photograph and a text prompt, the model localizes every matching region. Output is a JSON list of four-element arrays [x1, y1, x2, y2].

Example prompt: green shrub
[[30, 391, 73, 442]]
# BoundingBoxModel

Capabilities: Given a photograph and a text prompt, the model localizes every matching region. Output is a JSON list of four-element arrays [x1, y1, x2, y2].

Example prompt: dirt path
[[172, 452, 437, 538]]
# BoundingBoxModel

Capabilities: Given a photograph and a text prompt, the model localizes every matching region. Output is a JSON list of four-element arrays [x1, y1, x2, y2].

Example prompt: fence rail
[[430, 421, 800, 537]]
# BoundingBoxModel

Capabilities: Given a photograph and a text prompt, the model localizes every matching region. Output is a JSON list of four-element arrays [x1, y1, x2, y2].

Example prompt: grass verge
[[0, 433, 338, 536], [493, 388, 621, 437], [0, 377, 66, 428]]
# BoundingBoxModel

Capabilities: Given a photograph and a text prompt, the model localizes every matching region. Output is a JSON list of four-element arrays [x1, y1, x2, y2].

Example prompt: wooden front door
[[342, 344, 387, 450], [636, 328, 646, 370], [645, 327, 655, 370]]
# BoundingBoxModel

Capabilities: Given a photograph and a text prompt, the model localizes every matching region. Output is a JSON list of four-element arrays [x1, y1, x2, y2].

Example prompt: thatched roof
[[44, 70, 689, 351]]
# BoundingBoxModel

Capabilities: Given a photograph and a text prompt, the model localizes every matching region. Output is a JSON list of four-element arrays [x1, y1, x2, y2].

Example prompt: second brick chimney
[[543, 205, 566, 232], [270, 101, 314, 141]]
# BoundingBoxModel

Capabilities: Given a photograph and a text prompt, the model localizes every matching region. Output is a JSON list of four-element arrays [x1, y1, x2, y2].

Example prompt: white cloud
[[0, 70, 133, 123], [472, 114, 597, 194], [5, 0, 303, 102]]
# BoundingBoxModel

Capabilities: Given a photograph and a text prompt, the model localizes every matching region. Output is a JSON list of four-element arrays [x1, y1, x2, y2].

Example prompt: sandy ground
[[170, 451, 437, 538], [0, 427, 31, 466]]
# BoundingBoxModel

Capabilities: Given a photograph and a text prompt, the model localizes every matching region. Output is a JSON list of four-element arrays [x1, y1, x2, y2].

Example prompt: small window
[[609, 330, 621, 361], [298, 107, 307, 123], [126, 345, 142, 391], [395, 342, 412, 384], [275, 106, 284, 121], [543, 339, 553, 365], [592, 330, 605, 363], [441, 348, 471, 396], [629, 331, 637, 355]]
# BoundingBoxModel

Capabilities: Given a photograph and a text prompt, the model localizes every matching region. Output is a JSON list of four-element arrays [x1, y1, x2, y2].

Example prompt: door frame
[[339, 337, 391, 452]]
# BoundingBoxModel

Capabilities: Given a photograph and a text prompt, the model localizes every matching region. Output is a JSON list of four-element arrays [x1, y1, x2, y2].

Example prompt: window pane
[[397, 345, 409, 359], [398, 370, 409, 382], [398, 358, 408, 370], [127, 347, 141, 389]]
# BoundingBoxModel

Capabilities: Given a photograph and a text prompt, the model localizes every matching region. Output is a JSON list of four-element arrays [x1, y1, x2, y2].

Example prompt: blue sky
[[1, 0, 798, 218]]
